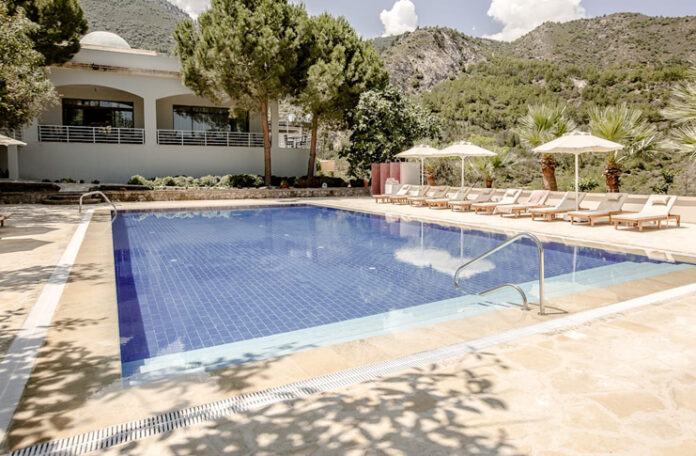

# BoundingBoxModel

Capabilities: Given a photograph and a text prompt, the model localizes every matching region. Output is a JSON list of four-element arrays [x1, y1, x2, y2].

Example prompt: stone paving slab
[[96, 294, 696, 456]]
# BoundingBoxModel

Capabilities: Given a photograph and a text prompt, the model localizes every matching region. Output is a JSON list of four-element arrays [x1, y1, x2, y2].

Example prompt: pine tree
[[174, 0, 306, 186]]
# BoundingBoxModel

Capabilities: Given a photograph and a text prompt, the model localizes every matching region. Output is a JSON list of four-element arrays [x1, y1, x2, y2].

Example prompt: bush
[[198, 175, 219, 187], [127, 175, 152, 187], [228, 174, 263, 188], [319, 176, 347, 188], [160, 176, 177, 187], [349, 178, 365, 187], [578, 177, 599, 192]]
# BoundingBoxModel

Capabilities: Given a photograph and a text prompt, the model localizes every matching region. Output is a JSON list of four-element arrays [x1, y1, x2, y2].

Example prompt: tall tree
[[7, 0, 87, 65], [340, 87, 440, 178], [589, 104, 658, 192], [174, 0, 306, 186], [663, 60, 696, 161], [516, 104, 576, 191], [0, 3, 57, 133], [296, 13, 388, 182]]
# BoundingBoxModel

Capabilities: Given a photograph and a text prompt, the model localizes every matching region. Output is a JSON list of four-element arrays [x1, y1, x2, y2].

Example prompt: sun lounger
[[472, 189, 522, 215], [568, 193, 627, 226], [391, 185, 428, 204], [409, 186, 449, 207], [611, 195, 680, 231], [0, 214, 10, 227], [449, 188, 496, 212], [426, 187, 472, 209], [374, 184, 410, 203], [530, 192, 586, 222], [495, 190, 550, 217]]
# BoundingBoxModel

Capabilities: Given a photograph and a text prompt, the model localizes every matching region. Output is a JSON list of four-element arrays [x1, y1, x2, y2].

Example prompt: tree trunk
[[260, 100, 272, 186], [604, 162, 622, 193], [307, 116, 319, 182], [425, 168, 435, 186], [539, 154, 558, 191], [485, 177, 493, 188]]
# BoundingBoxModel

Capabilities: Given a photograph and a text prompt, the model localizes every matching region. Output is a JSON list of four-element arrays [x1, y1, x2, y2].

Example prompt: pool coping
[[4, 281, 695, 456]]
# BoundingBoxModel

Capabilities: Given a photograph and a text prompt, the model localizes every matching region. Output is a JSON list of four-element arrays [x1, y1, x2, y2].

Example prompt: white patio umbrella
[[533, 131, 624, 210], [435, 141, 497, 187], [395, 144, 440, 185], [0, 134, 26, 147]]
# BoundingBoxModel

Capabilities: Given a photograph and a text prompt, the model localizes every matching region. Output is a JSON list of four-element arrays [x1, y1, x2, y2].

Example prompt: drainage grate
[[4, 282, 695, 456]]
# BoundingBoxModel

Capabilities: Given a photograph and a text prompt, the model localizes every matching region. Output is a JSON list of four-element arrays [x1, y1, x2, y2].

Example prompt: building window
[[62, 99, 135, 128], [173, 105, 249, 132]]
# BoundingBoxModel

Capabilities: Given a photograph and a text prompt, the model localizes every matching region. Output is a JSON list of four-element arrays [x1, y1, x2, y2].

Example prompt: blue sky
[[169, 0, 696, 41]]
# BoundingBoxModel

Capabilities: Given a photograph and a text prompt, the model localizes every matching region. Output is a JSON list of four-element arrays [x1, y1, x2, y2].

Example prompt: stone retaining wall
[[0, 187, 370, 205]]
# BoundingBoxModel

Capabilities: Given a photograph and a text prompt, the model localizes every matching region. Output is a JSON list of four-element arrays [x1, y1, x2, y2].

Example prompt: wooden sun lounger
[[611, 213, 680, 231], [611, 195, 680, 231], [568, 210, 624, 226], [449, 188, 495, 212], [472, 189, 521, 215], [567, 193, 627, 226], [426, 187, 470, 209], [373, 185, 410, 203], [409, 187, 448, 207], [390, 186, 426, 204], [495, 190, 550, 218], [0, 214, 11, 227], [529, 192, 586, 222]]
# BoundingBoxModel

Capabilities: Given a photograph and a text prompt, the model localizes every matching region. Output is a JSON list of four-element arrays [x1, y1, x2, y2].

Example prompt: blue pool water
[[112, 205, 689, 383]]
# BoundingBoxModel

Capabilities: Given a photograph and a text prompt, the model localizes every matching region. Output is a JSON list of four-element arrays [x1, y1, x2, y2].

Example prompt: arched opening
[[38, 85, 146, 144]]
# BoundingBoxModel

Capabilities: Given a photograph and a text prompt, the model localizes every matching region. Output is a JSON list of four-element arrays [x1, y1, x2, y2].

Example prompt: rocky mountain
[[378, 13, 696, 93], [375, 28, 498, 93], [78, 0, 188, 54], [505, 13, 696, 66]]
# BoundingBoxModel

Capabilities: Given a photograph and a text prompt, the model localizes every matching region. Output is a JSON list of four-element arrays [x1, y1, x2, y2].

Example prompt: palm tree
[[516, 104, 576, 191], [470, 152, 515, 188], [589, 104, 659, 192], [663, 60, 696, 161]]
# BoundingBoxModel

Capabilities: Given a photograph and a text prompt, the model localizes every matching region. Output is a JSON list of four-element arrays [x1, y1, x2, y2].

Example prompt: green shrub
[[319, 176, 347, 188], [349, 178, 365, 187], [127, 175, 152, 187], [198, 175, 219, 187], [229, 174, 263, 188], [161, 176, 177, 187], [219, 174, 234, 187], [578, 177, 599, 192]]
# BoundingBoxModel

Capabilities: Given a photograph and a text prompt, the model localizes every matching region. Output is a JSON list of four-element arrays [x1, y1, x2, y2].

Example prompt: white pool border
[[4, 281, 695, 456], [0, 210, 94, 446]]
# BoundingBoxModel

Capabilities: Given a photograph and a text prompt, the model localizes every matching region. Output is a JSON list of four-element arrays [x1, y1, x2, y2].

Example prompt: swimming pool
[[112, 205, 689, 383]]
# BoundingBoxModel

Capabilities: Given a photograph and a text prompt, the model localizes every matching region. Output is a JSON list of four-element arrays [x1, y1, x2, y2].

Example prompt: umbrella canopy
[[533, 131, 624, 210], [436, 141, 497, 186], [0, 134, 26, 147], [395, 145, 440, 184]]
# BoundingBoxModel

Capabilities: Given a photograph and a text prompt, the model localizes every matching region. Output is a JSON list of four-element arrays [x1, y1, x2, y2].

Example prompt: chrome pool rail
[[79, 191, 118, 222], [454, 232, 545, 315]]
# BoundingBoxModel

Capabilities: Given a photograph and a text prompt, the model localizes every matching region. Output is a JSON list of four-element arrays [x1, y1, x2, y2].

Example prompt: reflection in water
[[395, 247, 495, 278]]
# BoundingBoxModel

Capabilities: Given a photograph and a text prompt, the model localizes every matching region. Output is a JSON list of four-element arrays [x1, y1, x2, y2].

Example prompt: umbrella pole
[[575, 154, 579, 211], [420, 158, 424, 186], [461, 157, 464, 187]]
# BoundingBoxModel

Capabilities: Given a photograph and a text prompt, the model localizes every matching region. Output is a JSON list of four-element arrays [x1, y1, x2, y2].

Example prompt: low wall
[[0, 187, 370, 205]]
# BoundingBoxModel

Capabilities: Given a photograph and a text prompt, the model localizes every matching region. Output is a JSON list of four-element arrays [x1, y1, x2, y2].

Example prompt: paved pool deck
[[1, 197, 695, 454]]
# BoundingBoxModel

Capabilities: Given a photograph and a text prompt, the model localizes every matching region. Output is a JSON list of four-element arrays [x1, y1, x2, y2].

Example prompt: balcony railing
[[38, 125, 145, 144], [279, 133, 311, 149], [157, 129, 265, 147]]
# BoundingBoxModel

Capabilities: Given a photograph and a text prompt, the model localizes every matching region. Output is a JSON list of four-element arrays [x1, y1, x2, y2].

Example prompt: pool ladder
[[79, 191, 118, 222], [454, 232, 546, 315]]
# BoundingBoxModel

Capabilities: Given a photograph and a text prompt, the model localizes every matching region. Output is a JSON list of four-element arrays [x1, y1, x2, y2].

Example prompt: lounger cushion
[[607, 193, 622, 201], [651, 195, 670, 205]]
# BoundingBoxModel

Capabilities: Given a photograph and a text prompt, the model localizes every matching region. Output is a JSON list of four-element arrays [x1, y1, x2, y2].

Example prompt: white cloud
[[167, 0, 210, 19], [485, 0, 586, 41], [380, 0, 418, 37]]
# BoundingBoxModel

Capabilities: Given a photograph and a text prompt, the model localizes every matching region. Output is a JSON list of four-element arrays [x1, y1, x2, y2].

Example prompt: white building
[[3, 32, 310, 183]]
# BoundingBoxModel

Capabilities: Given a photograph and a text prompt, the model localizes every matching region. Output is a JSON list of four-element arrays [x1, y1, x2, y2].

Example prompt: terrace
[[1, 195, 695, 455]]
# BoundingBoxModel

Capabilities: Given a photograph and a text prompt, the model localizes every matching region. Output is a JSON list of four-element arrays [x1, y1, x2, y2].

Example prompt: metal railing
[[454, 232, 545, 315], [79, 191, 118, 222], [38, 125, 145, 144], [157, 129, 265, 147], [278, 133, 311, 148]]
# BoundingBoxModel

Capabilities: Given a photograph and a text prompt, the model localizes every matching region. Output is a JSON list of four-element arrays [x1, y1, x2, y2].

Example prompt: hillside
[[78, 0, 188, 53], [378, 14, 696, 93], [377, 28, 500, 93], [506, 13, 696, 66]]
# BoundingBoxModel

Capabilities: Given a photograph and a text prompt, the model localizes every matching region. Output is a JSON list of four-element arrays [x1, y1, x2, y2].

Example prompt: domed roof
[[80, 31, 131, 49]]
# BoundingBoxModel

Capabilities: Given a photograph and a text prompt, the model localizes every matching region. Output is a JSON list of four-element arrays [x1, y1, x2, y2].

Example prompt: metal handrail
[[38, 125, 145, 144], [454, 232, 545, 315], [79, 191, 118, 222]]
